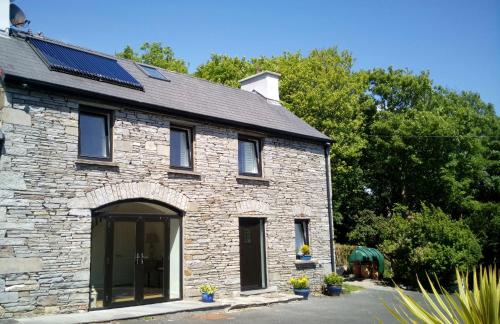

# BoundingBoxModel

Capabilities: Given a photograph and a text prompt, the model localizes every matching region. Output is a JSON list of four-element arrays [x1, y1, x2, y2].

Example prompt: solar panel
[[28, 38, 144, 90]]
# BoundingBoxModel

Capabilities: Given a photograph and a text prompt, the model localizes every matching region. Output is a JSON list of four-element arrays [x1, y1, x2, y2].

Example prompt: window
[[79, 108, 112, 160], [170, 126, 192, 169], [295, 219, 309, 256], [138, 64, 169, 81], [238, 136, 261, 176]]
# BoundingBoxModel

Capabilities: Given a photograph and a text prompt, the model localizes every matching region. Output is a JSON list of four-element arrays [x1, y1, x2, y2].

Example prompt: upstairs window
[[238, 136, 261, 176], [295, 219, 310, 255], [79, 108, 112, 160], [170, 126, 192, 169]]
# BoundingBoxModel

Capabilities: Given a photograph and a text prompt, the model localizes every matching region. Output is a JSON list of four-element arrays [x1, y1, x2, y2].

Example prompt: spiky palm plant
[[386, 266, 499, 324]]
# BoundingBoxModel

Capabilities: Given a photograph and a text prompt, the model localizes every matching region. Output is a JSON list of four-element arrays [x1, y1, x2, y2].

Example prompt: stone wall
[[0, 83, 331, 318]]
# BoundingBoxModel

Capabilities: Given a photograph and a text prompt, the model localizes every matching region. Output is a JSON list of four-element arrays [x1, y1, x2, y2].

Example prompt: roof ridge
[[12, 30, 274, 104], [12, 30, 120, 61]]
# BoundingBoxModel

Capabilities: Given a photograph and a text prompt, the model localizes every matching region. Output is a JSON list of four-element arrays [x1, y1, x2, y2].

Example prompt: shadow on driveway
[[116, 288, 424, 324]]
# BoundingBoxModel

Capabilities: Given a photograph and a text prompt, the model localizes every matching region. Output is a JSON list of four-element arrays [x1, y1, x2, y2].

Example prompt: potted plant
[[290, 275, 310, 299], [199, 284, 217, 302], [298, 244, 312, 260], [324, 273, 343, 296]]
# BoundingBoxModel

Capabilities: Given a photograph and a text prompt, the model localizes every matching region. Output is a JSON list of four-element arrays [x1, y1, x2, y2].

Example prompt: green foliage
[[342, 283, 364, 293], [194, 54, 255, 88], [335, 243, 356, 267], [198, 284, 217, 295], [347, 210, 386, 247], [116, 42, 500, 269], [116, 42, 188, 73], [299, 244, 311, 255], [194, 49, 371, 237], [290, 275, 310, 289], [378, 205, 482, 287], [387, 266, 499, 324], [324, 273, 344, 285]]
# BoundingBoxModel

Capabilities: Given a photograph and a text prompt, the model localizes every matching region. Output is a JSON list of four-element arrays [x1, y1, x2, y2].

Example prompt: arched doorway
[[89, 200, 182, 309]]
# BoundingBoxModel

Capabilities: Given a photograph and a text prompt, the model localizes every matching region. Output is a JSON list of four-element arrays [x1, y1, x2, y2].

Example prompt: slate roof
[[0, 31, 330, 142]]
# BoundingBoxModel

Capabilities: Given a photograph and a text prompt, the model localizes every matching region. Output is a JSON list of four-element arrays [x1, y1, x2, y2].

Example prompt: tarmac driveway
[[117, 286, 423, 324]]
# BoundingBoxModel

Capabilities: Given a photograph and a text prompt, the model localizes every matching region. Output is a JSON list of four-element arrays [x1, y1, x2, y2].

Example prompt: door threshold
[[240, 286, 277, 296]]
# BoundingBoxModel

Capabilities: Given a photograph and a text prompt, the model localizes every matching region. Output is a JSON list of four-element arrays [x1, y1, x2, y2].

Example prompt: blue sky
[[15, 0, 500, 113]]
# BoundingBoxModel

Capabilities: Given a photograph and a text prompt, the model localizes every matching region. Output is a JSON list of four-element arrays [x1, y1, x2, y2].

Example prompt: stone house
[[0, 16, 334, 320]]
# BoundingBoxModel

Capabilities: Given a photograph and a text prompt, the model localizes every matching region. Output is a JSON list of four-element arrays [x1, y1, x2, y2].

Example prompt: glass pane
[[295, 222, 305, 253], [239, 140, 258, 174], [169, 218, 181, 299], [143, 221, 165, 300], [259, 220, 266, 288], [141, 65, 168, 80], [80, 113, 108, 158], [90, 217, 106, 309], [112, 221, 136, 303], [170, 129, 190, 168]]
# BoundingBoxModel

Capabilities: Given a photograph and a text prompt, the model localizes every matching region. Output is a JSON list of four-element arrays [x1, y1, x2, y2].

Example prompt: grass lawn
[[343, 283, 364, 293]]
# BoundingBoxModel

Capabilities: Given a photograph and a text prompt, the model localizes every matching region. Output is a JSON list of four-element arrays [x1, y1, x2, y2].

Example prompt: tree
[[378, 205, 482, 287], [116, 42, 188, 74], [359, 69, 499, 263], [195, 49, 371, 239], [117, 43, 500, 267], [194, 54, 255, 88]]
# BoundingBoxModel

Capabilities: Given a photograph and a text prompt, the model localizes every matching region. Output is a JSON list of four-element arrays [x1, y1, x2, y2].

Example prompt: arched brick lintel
[[236, 200, 271, 214], [67, 182, 189, 212]]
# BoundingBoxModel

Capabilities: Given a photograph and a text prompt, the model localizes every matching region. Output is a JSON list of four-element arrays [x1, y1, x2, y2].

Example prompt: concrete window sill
[[236, 175, 270, 185], [294, 259, 318, 269], [167, 168, 201, 178], [294, 259, 318, 265], [75, 159, 119, 168]]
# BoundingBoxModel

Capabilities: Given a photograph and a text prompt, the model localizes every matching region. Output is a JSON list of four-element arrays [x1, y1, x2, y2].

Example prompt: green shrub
[[347, 210, 385, 247], [335, 243, 356, 267], [199, 284, 217, 295], [290, 275, 309, 289], [379, 205, 482, 287], [324, 273, 344, 285]]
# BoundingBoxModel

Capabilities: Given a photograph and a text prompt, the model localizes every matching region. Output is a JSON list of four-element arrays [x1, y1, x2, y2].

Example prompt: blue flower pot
[[293, 288, 310, 299], [201, 292, 214, 302], [327, 285, 342, 296], [300, 255, 312, 261]]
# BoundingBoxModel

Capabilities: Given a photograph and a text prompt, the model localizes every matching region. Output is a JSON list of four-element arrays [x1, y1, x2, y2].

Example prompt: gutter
[[4, 74, 332, 145], [324, 143, 337, 272]]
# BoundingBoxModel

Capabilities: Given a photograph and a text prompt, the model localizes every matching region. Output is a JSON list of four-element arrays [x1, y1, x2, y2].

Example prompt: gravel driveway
[[115, 286, 423, 324]]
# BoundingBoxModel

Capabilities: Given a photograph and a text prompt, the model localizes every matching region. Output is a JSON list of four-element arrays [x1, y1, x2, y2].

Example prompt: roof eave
[[4, 74, 332, 144]]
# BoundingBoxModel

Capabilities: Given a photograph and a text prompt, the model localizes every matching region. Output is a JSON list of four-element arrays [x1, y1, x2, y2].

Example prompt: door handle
[[136, 253, 141, 264], [140, 252, 144, 264]]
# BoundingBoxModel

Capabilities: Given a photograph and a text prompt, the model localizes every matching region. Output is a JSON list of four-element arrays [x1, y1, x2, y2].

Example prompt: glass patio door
[[103, 216, 181, 307], [110, 220, 138, 305], [142, 219, 166, 302], [90, 209, 183, 309]]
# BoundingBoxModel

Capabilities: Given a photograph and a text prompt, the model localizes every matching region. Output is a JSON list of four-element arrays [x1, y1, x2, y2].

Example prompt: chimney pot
[[239, 71, 281, 104]]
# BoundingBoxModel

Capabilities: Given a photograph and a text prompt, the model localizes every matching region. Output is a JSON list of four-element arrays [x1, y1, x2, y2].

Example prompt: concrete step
[[239, 286, 278, 296], [223, 293, 303, 311]]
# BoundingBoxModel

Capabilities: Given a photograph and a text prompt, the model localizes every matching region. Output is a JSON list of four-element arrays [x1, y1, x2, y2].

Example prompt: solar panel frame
[[27, 37, 144, 91]]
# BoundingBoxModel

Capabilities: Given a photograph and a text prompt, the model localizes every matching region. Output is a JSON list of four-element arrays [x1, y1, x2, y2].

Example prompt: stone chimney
[[239, 71, 281, 105], [0, 0, 9, 35]]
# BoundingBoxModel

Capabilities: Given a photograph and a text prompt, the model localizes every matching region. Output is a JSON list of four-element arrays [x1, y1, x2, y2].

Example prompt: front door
[[108, 217, 168, 307], [239, 218, 267, 291]]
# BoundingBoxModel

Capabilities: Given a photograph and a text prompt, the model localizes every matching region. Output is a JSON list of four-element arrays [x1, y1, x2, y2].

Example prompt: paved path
[[116, 287, 423, 324]]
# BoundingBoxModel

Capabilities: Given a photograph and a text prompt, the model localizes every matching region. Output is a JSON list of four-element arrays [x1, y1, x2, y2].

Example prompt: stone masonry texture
[[0, 83, 331, 318]]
